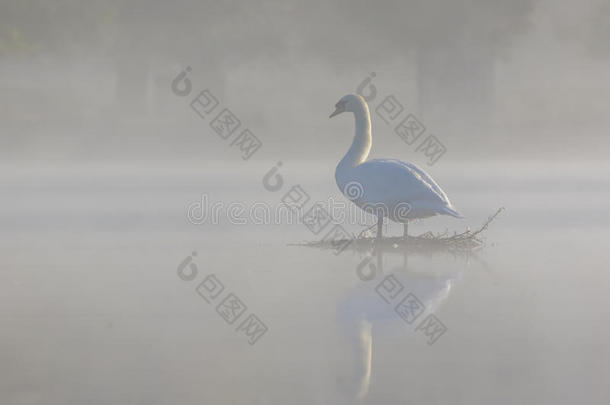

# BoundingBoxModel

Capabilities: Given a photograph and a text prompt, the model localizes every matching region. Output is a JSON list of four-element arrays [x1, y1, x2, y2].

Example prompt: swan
[[330, 94, 462, 239]]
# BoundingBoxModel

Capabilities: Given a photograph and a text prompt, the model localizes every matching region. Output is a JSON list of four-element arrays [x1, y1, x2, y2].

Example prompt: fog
[[1, 1, 609, 404], [2, 0, 609, 162]]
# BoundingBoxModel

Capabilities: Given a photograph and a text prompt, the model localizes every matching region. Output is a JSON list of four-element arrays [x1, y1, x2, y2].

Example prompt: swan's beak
[[329, 105, 344, 118]]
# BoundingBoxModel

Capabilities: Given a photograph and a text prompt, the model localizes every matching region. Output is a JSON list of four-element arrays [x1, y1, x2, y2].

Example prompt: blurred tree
[[285, 0, 536, 137], [0, 0, 536, 127], [588, 1, 610, 58], [0, 1, 115, 56]]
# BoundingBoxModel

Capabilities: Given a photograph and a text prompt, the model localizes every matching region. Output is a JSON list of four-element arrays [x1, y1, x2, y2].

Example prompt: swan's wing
[[399, 161, 464, 217], [353, 159, 449, 205], [402, 161, 451, 204]]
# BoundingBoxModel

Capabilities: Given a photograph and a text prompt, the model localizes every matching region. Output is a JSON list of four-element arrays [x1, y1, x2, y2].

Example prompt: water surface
[[1, 161, 609, 404]]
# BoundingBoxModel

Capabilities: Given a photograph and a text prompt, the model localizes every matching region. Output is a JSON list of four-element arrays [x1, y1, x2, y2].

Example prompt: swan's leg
[[403, 221, 408, 238], [376, 217, 383, 240]]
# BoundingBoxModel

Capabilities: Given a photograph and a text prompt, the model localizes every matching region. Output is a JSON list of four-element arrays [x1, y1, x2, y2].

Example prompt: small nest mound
[[296, 207, 504, 255]]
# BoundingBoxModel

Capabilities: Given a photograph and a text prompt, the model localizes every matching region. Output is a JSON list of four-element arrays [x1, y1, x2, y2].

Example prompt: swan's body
[[330, 94, 462, 238]]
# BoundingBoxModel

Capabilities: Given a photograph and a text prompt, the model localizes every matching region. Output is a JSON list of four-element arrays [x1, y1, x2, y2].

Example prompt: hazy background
[[1, 0, 609, 163], [2, 1, 610, 404]]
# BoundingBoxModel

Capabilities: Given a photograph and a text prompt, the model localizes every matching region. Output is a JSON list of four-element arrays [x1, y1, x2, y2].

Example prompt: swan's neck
[[337, 104, 372, 174]]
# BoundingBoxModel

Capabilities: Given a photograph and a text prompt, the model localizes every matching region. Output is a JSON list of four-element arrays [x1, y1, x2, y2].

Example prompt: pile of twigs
[[297, 207, 505, 255]]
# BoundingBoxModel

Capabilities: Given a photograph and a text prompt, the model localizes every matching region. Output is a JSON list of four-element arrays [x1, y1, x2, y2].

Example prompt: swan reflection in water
[[334, 244, 467, 400]]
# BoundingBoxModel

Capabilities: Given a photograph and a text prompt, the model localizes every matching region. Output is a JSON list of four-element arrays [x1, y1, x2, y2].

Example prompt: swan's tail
[[441, 206, 464, 219]]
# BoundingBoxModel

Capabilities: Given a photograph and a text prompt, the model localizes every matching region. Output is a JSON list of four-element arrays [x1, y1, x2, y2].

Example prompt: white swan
[[330, 94, 463, 239]]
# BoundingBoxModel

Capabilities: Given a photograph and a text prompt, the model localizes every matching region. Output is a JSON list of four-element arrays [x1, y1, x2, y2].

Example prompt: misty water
[[2, 160, 609, 404], [3, 0, 610, 403]]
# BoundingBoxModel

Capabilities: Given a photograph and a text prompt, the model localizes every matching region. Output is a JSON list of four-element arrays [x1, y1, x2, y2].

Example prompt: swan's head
[[329, 94, 366, 118]]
